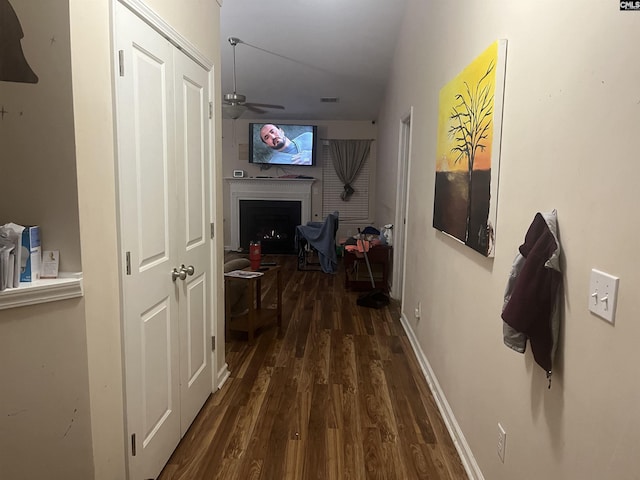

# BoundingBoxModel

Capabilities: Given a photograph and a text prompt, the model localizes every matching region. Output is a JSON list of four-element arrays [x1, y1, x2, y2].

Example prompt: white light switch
[[589, 269, 619, 324]]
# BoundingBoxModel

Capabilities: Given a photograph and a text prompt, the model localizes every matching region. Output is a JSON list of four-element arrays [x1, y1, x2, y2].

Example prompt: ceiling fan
[[222, 37, 285, 119]]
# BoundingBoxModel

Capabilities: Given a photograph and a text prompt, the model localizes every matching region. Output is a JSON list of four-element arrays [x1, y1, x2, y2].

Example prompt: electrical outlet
[[414, 302, 421, 319], [497, 423, 506, 463]]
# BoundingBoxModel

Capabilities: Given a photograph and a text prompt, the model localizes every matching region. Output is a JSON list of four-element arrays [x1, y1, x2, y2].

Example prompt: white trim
[[399, 313, 484, 480], [0, 273, 83, 310], [117, 0, 213, 70], [216, 363, 231, 389]]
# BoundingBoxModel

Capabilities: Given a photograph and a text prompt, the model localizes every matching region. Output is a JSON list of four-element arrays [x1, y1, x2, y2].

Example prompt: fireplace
[[239, 200, 301, 253], [227, 178, 315, 252]]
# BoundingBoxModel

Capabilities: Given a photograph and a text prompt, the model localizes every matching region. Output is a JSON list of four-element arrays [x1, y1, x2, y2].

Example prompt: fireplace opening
[[239, 200, 302, 254]]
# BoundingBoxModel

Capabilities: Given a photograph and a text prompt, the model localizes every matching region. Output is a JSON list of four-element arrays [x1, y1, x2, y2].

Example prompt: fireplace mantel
[[226, 177, 316, 251]]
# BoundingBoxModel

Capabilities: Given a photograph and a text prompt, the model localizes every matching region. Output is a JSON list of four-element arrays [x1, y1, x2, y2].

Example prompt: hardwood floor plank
[[368, 359, 398, 443], [329, 328, 344, 385], [284, 437, 306, 479], [440, 443, 468, 479], [258, 366, 299, 480], [310, 326, 331, 385], [174, 400, 224, 453], [289, 389, 311, 444], [384, 352, 437, 444], [327, 425, 345, 480], [295, 307, 313, 359], [409, 443, 441, 479], [237, 365, 290, 477], [195, 403, 243, 478], [363, 427, 386, 480], [341, 390, 365, 480], [354, 336, 378, 431], [381, 438, 409, 480], [426, 443, 457, 479], [302, 383, 329, 480], [341, 333, 358, 394], [157, 255, 466, 480], [340, 297, 357, 334]]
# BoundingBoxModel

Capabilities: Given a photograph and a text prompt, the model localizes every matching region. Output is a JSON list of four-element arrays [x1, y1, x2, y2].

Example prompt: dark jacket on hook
[[502, 210, 562, 378]]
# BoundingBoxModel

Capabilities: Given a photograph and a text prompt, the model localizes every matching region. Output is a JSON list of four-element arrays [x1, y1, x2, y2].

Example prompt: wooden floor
[[158, 254, 466, 480]]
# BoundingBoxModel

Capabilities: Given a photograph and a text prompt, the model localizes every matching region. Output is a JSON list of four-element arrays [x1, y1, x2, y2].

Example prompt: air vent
[[320, 97, 339, 103]]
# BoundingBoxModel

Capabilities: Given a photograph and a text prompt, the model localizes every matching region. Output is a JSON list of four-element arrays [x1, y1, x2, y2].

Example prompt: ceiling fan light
[[225, 104, 246, 119]]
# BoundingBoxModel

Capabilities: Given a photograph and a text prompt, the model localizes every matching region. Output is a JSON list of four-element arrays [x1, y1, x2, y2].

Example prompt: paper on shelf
[[224, 270, 264, 278], [41, 250, 59, 278]]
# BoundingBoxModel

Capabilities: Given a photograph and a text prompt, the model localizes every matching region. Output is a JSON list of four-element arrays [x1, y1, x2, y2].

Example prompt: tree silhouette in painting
[[448, 59, 494, 250]]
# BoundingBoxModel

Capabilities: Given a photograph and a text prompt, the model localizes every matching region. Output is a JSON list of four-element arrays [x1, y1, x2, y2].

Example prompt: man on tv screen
[[259, 124, 313, 165]]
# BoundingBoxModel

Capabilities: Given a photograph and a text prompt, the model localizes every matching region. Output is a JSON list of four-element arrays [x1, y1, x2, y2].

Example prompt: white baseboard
[[399, 313, 484, 480], [216, 363, 231, 389]]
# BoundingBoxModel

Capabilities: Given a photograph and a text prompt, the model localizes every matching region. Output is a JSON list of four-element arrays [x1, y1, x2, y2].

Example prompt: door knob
[[172, 267, 187, 281], [181, 264, 195, 276]]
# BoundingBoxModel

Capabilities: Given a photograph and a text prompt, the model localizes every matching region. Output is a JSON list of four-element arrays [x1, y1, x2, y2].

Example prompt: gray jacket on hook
[[501, 210, 562, 382]]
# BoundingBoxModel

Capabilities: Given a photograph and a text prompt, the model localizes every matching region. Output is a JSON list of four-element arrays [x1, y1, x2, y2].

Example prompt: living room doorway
[[393, 108, 413, 302]]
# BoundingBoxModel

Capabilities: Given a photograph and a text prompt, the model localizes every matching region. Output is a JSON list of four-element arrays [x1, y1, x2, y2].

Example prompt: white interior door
[[174, 49, 212, 435], [116, 4, 212, 479]]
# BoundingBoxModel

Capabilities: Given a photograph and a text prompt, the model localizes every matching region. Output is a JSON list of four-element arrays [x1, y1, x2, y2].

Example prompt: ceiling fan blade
[[245, 104, 267, 114], [245, 102, 285, 110], [225, 38, 285, 114]]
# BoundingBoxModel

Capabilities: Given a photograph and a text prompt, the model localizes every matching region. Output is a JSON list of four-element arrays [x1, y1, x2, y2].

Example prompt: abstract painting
[[433, 39, 507, 257]]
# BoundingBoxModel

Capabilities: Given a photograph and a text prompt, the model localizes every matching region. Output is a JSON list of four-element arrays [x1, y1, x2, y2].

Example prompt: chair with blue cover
[[295, 211, 339, 273]]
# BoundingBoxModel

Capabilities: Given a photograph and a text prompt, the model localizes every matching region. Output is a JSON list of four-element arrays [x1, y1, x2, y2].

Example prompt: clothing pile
[[343, 226, 382, 258]]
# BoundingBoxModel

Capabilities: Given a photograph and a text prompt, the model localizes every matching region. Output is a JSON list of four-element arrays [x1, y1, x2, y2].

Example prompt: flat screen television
[[249, 123, 318, 166]]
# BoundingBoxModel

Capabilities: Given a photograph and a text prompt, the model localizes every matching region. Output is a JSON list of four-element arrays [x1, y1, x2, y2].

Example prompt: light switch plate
[[589, 269, 619, 324]]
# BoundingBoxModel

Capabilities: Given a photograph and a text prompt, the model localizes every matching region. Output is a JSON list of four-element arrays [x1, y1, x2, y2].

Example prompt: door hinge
[[210, 222, 215, 239], [208, 101, 213, 119], [118, 50, 125, 77], [125, 251, 131, 275], [131, 433, 136, 456], [211, 335, 216, 351]]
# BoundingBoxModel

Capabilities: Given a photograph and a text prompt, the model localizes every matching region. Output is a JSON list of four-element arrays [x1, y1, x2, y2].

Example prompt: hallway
[[158, 254, 466, 479]]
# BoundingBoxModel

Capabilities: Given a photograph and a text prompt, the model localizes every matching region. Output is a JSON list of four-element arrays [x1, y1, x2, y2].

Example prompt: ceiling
[[219, 0, 407, 121]]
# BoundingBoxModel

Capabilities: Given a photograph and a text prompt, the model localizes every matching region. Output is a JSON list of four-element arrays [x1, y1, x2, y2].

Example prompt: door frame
[[392, 107, 413, 305]]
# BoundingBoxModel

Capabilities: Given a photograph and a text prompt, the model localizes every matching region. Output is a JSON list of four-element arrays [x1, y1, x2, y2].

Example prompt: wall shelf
[[0, 273, 83, 311]]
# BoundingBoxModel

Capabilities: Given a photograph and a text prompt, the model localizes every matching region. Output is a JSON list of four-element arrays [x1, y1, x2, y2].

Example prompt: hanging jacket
[[501, 210, 562, 385]]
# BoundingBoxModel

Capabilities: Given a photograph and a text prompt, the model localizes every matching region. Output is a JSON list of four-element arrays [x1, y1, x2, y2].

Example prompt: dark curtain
[[328, 139, 372, 201]]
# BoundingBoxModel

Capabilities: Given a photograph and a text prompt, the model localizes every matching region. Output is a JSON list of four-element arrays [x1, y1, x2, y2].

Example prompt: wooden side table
[[224, 265, 282, 345], [343, 244, 392, 292]]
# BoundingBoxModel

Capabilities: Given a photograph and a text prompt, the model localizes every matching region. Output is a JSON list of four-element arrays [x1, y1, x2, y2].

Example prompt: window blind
[[321, 143, 370, 220]]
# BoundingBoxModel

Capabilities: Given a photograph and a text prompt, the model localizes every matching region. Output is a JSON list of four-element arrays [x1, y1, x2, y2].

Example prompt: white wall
[[0, 0, 82, 272], [0, 1, 221, 479], [221, 118, 378, 244], [376, 1, 640, 479], [0, 2, 93, 479]]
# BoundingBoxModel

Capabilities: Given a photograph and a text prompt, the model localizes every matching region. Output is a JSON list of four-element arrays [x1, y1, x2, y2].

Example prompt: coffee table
[[224, 265, 282, 345]]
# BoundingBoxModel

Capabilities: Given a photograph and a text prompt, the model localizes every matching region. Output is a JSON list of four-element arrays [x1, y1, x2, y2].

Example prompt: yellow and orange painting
[[433, 40, 507, 257]]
